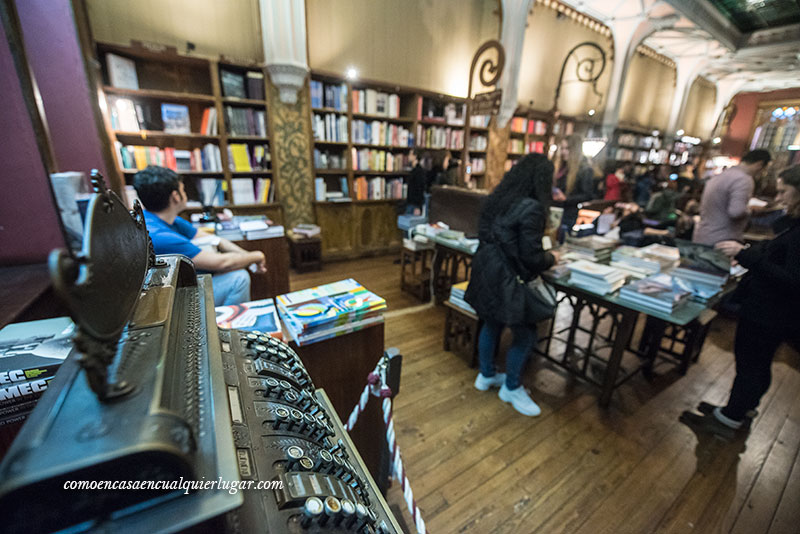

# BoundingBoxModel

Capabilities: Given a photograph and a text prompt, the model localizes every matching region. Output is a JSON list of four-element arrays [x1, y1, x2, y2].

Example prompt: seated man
[[133, 166, 266, 306]]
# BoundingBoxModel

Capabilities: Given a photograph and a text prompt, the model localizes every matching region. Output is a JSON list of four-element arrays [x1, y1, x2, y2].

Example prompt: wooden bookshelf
[[96, 42, 276, 210]]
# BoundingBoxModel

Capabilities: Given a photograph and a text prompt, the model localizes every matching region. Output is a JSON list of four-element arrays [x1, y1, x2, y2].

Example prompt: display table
[[400, 246, 433, 301], [409, 232, 476, 303], [541, 274, 716, 407], [233, 236, 290, 299], [443, 300, 480, 367], [287, 232, 322, 273], [289, 322, 391, 493]]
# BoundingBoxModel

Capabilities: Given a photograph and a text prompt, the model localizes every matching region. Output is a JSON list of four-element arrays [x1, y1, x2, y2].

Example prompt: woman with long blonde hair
[[553, 133, 595, 237]]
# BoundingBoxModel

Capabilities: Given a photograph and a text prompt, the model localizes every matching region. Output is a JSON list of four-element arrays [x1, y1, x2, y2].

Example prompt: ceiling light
[[588, 109, 596, 116], [676, 129, 685, 136], [713, 137, 721, 144]]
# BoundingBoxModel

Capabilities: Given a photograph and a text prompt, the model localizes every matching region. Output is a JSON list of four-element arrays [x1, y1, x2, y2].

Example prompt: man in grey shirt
[[693, 150, 771, 246]]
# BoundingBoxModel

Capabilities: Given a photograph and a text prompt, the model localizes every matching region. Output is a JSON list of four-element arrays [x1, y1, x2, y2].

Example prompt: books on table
[[277, 279, 386, 346], [0, 317, 74, 426], [672, 239, 730, 289], [618, 273, 692, 314], [563, 235, 618, 263], [215, 298, 282, 340], [214, 216, 283, 241], [567, 260, 627, 295], [639, 243, 680, 271], [448, 281, 476, 315], [610, 246, 662, 279]]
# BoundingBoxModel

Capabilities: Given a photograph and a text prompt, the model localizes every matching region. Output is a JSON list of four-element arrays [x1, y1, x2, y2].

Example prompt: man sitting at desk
[[133, 166, 266, 306]]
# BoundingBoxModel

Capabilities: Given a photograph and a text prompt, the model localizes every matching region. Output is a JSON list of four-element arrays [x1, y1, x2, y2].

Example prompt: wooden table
[[233, 236, 290, 300], [290, 322, 391, 493]]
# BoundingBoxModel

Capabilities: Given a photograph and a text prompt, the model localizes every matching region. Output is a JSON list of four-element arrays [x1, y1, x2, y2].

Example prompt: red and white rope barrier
[[344, 357, 427, 534]]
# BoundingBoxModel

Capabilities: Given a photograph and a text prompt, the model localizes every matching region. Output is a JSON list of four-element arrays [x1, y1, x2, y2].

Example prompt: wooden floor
[[291, 255, 800, 534]]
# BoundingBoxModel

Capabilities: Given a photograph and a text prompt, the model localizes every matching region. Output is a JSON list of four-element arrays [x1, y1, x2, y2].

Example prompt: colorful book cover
[[292, 315, 385, 346], [161, 103, 191, 134], [281, 289, 386, 333], [215, 298, 282, 339], [0, 317, 73, 389], [276, 279, 363, 307]]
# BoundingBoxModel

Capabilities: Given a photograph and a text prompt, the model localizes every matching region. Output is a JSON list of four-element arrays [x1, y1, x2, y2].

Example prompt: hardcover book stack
[[215, 298, 282, 339], [567, 260, 627, 295], [639, 243, 681, 271], [277, 279, 386, 346], [0, 318, 74, 428], [448, 281, 476, 315], [671, 240, 731, 302], [618, 273, 692, 314], [213, 216, 283, 241], [610, 246, 662, 279], [563, 235, 618, 264]]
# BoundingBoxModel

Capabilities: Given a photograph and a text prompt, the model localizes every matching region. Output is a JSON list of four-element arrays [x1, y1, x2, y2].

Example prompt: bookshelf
[[96, 42, 282, 223], [502, 108, 552, 171], [607, 126, 670, 166]]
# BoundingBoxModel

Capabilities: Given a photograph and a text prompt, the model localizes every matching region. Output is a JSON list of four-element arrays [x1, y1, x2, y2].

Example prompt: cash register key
[[253, 344, 268, 355], [341, 498, 357, 528], [284, 390, 299, 404], [300, 496, 324, 528], [244, 333, 259, 346], [273, 407, 290, 430], [279, 379, 292, 391], [257, 335, 271, 344], [267, 347, 280, 361], [355, 503, 369, 528], [331, 455, 345, 476], [298, 456, 314, 471], [289, 409, 304, 431], [285, 445, 304, 470], [319, 496, 341, 526], [303, 413, 316, 428]]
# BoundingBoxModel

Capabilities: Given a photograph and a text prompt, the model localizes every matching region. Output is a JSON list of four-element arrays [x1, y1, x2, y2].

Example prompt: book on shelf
[[312, 113, 348, 143], [225, 106, 266, 137], [227, 143, 270, 171], [116, 142, 222, 172], [313, 148, 345, 169], [232, 178, 256, 205], [353, 176, 405, 201], [510, 117, 527, 133], [199, 107, 218, 135], [416, 124, 463, 150], [108, 96, 141, 132], [161, 103, 191, 134], [106, 53, 138, 90], [199, 179, 225, 206], [351, 148, 410, 172], [351, 88, 399, 118], [340, 177, 349, 198], [314, 178, 326, 202], [245, 71, 265, 100], [220, 69, 246, 98], [351, 120, 412, 146], [215, 298, 282, 339]]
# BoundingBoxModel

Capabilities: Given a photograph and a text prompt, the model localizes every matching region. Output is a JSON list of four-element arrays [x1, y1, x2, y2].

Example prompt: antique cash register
[[0, 173, 401, 534]]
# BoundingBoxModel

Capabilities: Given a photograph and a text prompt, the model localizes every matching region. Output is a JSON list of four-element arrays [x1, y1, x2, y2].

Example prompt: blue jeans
[[478, 318, 537, 390], [212, 269, 251, 306]]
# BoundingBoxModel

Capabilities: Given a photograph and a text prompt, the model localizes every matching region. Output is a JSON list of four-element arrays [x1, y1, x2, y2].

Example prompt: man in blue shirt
[[133, 166, 266, 306]]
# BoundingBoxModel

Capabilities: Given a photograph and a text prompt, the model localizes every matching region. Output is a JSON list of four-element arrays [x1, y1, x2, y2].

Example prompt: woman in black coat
[[464, 153, 559, 416], [683, 165, 800, 438]]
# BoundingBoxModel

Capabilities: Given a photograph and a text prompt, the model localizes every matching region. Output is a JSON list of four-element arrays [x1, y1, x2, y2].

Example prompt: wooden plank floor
[[290, 254, 800, 534]]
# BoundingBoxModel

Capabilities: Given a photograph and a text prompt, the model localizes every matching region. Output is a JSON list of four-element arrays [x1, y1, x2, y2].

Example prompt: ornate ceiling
[[559, 0, 800, 93]]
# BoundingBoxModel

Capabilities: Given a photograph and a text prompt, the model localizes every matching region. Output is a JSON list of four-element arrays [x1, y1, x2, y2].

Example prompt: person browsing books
[[133, 166, 266, 306], [464, 153, 559, 417], [692, 150, 771, 246], [682, 165, 800, 439], [552, 134, 595, 240]]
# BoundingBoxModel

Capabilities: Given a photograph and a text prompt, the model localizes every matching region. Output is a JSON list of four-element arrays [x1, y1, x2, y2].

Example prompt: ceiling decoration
[[559, 0, 800, 93], [706, 0, 800, 33]]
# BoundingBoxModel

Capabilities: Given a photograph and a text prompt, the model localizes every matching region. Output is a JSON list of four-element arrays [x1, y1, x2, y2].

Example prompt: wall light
[[676, 129, 684, 136], [788, 145, 799, 150], [582, 138, 607, 158], [346, 67, 358, 80], [713, 137, 722, 144], [588, 109, 596, 116]]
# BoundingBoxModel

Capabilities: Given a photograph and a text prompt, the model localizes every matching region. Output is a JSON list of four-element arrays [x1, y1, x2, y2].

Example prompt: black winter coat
[[734, 215, 800, 329], [464, 197, 555, 326]]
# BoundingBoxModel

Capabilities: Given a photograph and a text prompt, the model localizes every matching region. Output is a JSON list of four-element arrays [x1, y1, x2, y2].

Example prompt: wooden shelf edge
[[104, 86, 215, 102], [114, 130, 220, 140], [222, 97, 267, 106]]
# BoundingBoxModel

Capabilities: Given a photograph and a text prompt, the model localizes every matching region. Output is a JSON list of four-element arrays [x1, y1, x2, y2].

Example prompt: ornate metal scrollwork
[[552, 41, 607, 112], [468, 39, 506, 100]]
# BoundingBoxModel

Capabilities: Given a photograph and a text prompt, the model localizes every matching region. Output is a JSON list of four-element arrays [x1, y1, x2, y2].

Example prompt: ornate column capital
[[266, 63, 309, 104]]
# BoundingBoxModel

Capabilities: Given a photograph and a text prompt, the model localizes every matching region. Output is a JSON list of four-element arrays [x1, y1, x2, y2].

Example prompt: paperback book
[[215, 298, 282, 339]]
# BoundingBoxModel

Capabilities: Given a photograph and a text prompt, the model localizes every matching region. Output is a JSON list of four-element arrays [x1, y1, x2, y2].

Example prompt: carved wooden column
[[486, 118, 510, 190]]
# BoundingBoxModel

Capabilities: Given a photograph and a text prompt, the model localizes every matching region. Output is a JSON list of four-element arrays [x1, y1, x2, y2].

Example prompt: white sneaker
[[498, 384, 541, 416], [474, 372, 506, 391]]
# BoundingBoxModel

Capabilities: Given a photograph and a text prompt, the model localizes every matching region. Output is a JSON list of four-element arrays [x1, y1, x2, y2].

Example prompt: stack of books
[[639, 243, 681, 271], [215, 298, 282, 339], [563, 235, 618, 263], [567, 260, 627, 295], [671, 240, 731, 302], [277, 279, 386, 346], [618, 273, 692, 314], [214, 216, 283, 241], [448, 281, 476, 315], [610, 246, 662, 279], [292, 224, 321, 238], [0, 318, 74, 429]]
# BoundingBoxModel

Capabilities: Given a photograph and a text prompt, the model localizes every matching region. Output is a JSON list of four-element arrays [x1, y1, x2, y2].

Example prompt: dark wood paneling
[[233, 236, 290, 299]]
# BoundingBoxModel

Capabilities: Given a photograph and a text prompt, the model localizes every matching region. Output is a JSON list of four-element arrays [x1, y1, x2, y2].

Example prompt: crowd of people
[[465, 139, 799, 447]]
